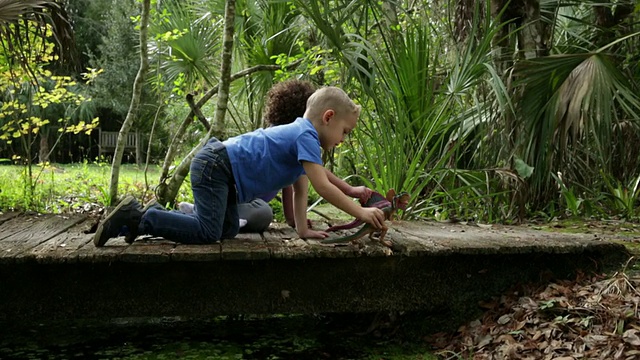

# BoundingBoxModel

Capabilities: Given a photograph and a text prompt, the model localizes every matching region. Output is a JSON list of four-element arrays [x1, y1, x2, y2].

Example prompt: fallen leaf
[[623, 329, 640, 346]]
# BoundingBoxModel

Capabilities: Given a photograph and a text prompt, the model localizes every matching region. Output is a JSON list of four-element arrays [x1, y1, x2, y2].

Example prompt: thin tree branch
[[185, 93, 211, 131]]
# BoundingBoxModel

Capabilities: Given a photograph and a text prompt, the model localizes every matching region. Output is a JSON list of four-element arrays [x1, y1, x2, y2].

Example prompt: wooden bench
[[98, 129, 141, 164]]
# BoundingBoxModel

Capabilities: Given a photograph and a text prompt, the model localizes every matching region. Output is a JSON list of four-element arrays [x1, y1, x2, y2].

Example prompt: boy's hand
[[359, 207, 385, 229], [298, 228, 329, 239]]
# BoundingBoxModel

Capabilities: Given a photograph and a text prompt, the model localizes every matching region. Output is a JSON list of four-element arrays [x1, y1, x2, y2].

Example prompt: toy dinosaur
[[321, 189, 410, 247], [324, 190, 392, 233]]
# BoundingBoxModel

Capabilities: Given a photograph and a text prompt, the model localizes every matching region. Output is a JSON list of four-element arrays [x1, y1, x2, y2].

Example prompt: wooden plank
[[170, 243, 221, 262], [261, 224, 365, 259], [220, 232, 270, 260], [390, 223, 448, 256], [0, 212, 20, 226], [21, 225, 93, 264], [394, 221, 603, 255], [0, 214, 31, 241], [306, 223, 403, 258], [74, 236, 130, 263], [118, 240, 173, 263], [0, 214, 87, 261], [261, 224, 326, 259]]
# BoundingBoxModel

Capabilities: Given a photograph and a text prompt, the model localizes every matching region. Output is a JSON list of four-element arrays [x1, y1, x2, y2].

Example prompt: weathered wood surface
[[0, 212, 631, 323], [0, 213, 626, 263]]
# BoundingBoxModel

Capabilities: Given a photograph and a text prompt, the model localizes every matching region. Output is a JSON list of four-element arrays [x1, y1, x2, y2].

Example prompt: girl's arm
[[324, 168, 372, 201], [281, 185, 295, 227], [292, 176, 328, 239]]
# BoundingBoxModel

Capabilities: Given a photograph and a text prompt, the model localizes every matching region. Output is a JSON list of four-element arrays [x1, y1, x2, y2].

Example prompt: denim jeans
[[139, 138, 239, 244]]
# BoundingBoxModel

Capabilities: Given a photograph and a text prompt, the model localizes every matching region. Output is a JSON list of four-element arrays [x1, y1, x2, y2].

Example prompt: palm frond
[[515, 30, 640, 202], [150, 0, 223, 88]]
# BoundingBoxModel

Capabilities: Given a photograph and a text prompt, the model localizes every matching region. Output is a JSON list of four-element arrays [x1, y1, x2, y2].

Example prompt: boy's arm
[[324, 168, 372, 201], [304, 162, 384, 229], [292, 176, 329, 239]]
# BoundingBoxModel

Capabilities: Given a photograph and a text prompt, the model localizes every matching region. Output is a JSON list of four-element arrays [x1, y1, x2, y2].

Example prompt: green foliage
[[66, 0, 113, 69], [148, 0, 223, 89], [516, 50, 640, 206], [88, 0, 150, 119], [269, 197, 284, 223], [601, 172, 640, 220], [340, 0, 513, 222], [4, 0, 640, 224], [552, 172, 585, 218], [0, 22, 99, 208]]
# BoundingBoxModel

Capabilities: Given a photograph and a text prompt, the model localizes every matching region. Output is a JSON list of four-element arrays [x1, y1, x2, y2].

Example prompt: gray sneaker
[[94, 196, 143, 247], [124, 199, 166, 244]]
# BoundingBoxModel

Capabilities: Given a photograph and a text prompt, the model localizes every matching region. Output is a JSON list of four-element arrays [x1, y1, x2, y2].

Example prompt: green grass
[[0, 162, 194, 213]]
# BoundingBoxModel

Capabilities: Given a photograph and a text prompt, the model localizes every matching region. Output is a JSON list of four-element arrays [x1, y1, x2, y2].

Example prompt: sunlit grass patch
[[0, 162, 192, 214]]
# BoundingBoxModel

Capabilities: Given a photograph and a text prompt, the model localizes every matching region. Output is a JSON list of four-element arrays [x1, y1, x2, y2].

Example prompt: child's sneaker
[[123, 199, 165, 244], [94, 195, 143, 247]]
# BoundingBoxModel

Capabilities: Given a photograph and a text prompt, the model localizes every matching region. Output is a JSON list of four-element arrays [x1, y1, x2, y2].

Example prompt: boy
[[94, 87, 384, 245], [177, 80, 372, 232]]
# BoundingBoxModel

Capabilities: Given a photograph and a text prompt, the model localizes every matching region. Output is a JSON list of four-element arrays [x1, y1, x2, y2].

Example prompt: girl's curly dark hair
[[263, 80, 316, 126]]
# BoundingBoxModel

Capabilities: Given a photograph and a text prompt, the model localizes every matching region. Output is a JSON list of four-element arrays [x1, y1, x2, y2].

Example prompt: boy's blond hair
[[305, 87, 361, 120]]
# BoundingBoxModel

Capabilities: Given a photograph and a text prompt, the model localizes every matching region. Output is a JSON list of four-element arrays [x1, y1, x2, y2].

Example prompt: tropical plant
[[514, 40, 640, 208], [600, 172, 640, 220], [295, 0, 517, 221]]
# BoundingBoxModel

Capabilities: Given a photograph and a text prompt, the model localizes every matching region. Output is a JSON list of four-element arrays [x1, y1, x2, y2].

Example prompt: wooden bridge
[[0, 211, 629, 325]]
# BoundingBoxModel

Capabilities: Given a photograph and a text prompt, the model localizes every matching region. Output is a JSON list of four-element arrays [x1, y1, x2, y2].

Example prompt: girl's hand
[[298, 228, 329, 239], [287, 219, 314, 229], [347, 186, 372, 203]]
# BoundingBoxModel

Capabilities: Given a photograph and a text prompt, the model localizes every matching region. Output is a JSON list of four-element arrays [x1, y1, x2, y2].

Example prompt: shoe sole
[[94, 195, 136, 247], [142, 199, 160, 212], [123, 199, 162, 244]]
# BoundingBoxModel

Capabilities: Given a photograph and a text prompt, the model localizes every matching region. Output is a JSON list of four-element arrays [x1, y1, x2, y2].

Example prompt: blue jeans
[[139, 138, 239, 244]]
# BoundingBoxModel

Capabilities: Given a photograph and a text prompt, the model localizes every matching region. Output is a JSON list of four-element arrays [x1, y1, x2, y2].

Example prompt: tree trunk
[[517, 0, 549, 59], [211, 0, 235, 139], [38, 130, 49, 163], [156, 0, 236, 206], [107, 0, 150, 205]]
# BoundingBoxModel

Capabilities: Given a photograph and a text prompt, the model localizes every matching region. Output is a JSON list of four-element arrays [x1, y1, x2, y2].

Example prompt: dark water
[[0, 314, 438, 359]]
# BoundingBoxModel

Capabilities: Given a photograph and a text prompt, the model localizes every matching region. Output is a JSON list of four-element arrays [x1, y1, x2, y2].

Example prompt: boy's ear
[[385, 189, 396, 202], [322, 109, 334, 124]]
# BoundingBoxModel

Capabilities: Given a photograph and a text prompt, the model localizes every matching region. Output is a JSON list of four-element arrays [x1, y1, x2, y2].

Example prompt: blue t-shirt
[[224, 118, 323, 203]]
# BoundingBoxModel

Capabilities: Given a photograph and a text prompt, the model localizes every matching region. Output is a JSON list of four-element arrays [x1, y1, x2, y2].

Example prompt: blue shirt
[[224, 118, 323, 203]]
